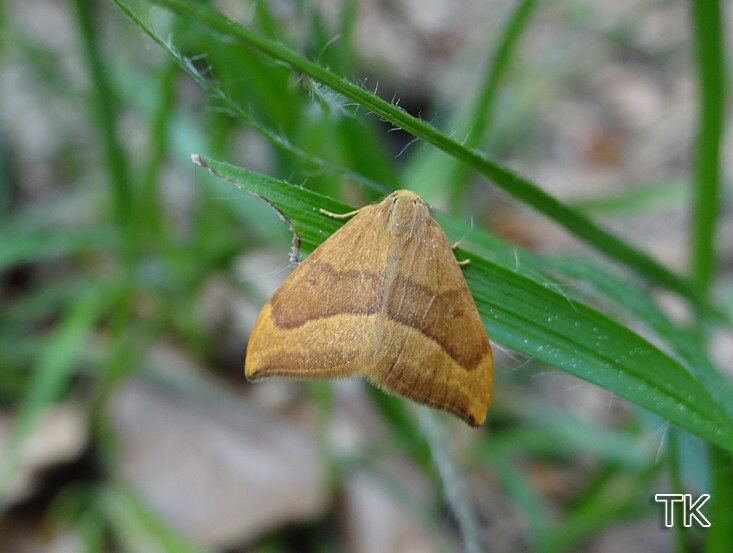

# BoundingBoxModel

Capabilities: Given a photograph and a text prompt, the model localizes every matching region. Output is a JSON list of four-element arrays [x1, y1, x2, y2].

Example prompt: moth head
[[386, 190, 429, 242]]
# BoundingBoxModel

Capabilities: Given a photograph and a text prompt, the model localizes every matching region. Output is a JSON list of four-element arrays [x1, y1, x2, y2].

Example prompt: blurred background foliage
[[0, 0, 731, 552]]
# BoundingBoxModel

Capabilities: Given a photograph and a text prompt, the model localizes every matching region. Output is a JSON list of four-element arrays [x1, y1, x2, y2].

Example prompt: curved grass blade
[[136, 0, 721, 320]]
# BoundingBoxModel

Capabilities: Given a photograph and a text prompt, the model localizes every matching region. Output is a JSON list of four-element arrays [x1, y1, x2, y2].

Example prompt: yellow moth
[[245, 190, 493, 425]]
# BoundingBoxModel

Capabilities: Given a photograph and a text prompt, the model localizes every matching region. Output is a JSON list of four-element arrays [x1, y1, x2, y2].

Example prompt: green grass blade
[[408, 0, 538, 201], [103, 484, 215, 553], [192, 155, 733, 452], [418, 410, 482, 553], [705, 445, 733, 552], [667, 429, 691, 553], [72, 0, 135, 263], [0, 284, 111, 506], [546, 468, 654, 553], [689, 0, 725, 293], [420, 214, 733, 428], [0, 226, 118, 271], [569, 180, 688, 215], [466, 257, 731, 451], [551, 257, 733, 425], [140, 0, 718, 319], [479, 444, 550, 552], [112, 0, 390, 197], [432, 211, 733, 427], [504, 402, 652, 468]]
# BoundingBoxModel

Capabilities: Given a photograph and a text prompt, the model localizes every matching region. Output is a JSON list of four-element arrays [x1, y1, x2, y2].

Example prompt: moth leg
[[451, 242, 470, 266], [320, 207, 360, 219]]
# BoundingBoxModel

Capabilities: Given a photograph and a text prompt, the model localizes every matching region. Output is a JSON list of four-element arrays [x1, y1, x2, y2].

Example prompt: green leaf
[[192, 155, 733, 453]]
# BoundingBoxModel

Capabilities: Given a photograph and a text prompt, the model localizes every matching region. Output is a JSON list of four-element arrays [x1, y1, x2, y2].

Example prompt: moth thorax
[[388, 192, 424, 242]]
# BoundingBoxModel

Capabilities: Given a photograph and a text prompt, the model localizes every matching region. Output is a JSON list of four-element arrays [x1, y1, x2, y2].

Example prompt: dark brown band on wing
[[386, 274, 490, 371], [270, 257, 489, 371], [270, 258, 385, 327]]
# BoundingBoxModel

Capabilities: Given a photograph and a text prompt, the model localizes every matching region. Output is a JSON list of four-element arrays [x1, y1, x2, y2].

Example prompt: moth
[[245, 190, 493, 425]]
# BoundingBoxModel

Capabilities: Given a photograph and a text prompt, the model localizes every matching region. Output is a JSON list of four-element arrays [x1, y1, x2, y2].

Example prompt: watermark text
[[654, 494, 710, 528]]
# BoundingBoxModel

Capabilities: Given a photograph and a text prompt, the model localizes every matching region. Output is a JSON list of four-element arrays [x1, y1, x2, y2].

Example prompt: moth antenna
[[319, 207, 360, 219]]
